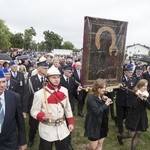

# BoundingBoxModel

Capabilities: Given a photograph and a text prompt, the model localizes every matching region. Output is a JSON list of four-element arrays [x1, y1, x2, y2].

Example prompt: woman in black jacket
[[117, 79, 150, 150], [84, 78, 112, 150]]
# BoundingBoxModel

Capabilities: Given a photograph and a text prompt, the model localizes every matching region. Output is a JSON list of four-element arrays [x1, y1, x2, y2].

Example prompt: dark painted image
[[82, 16, 128, 86]]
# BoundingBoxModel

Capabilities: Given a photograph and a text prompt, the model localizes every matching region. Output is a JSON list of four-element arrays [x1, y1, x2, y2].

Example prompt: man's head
[[66, 56, 73, 65], [46, 66, 61, 87], [0, 69, 6, 94], [123, 66, 133, 78], [135, 67, 143, 76], [9, 61, 18, 72], [75, 61, 82, 70], [37, 56, 49, 76], [3, 68, 11, 81], [63, 65, 73, 77]]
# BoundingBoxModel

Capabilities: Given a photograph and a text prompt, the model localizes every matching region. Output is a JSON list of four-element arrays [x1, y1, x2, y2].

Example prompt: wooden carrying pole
[[44, 86, 51, 122]]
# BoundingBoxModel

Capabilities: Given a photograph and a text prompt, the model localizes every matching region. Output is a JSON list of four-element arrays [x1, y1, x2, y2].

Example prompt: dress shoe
[[69, 143, 74, 150], [117, 135, 123, 145], [78, 113, 84, 117], [28, 141, 34, 147]]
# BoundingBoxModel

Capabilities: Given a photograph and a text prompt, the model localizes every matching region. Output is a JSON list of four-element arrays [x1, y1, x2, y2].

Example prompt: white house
[[125, 43, 150, 59], [52, 49, 73, 56]]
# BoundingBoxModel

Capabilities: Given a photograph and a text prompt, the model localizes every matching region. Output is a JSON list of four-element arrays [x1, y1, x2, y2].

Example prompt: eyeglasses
[[68, 71, 72, 74]]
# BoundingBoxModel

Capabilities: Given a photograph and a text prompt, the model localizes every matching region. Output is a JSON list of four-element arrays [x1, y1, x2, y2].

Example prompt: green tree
[[43, 30, 63, 51], [0, 19, 11, 51], [30, 40, 37, 51], [61, 41, 74, 50], [38, 41, 46, 52], [24, 27, 36, 50], [10, 33, 24, 49]]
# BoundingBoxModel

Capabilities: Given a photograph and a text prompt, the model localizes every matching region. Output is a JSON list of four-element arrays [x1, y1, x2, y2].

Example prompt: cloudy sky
[[0, 0, 150, 48]]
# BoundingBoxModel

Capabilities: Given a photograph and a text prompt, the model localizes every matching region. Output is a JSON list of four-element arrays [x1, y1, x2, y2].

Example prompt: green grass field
[[26, 102, 150, 150]]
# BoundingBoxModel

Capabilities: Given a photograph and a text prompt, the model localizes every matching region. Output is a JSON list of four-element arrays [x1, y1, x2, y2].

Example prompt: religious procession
[[0, 16, 150, 150]]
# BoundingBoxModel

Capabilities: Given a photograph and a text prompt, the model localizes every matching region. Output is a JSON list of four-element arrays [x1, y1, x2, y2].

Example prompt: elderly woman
[[19, 65, 29, 84], [84, 78, 112, 150]]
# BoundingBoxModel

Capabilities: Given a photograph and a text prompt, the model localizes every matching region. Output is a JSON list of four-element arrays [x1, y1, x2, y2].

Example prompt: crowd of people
[[0, 53, 150, 150], [0, 53, 85, 150]]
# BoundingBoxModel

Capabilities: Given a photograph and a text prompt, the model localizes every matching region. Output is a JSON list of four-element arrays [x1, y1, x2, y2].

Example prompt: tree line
[[0, 19, 76, 52]]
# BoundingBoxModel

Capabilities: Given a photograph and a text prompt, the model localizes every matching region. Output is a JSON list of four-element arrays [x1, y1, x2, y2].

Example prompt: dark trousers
[[110, 103, 115, 119], [107, 91, 116, 119], [77, 90, 87, 114], [116, 105, 130, 133], [39, 136, 70, 150], [69, 97, 75, 113], [29, 114, 39, 142]]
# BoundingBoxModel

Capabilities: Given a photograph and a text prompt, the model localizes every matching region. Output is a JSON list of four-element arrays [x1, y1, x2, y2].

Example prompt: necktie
[[0, 98, 4, 125], [66, 77, 69, 85], [13, 72, 17, 78], [41, 77, 44, 84], [6, 81, 9, 89], [77, 70, 80, 79]]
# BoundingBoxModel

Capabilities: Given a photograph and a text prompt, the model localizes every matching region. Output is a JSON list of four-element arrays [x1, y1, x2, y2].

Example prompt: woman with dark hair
[[84, 78, 112, 150], [117, 79, 150, 150], [2, 61, 9, 68]]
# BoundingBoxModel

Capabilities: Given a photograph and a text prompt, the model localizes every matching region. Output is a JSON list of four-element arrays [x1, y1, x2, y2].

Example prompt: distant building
[[125, 43, 150, 60], [52, 49, 73, 56]]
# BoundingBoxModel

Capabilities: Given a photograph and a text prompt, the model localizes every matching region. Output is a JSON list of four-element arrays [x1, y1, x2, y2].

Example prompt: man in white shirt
[[0, 69, 27, 150]]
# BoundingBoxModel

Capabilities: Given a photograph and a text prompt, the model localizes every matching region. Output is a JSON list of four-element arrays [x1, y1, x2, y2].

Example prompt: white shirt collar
[[37, 74, 43, 80], [0, 92, 5, 101], [63, 75, 68, 80], [0, 92, 5, 115]]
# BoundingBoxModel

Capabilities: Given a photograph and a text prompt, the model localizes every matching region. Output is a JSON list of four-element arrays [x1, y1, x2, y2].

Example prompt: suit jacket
[[0, 90, 26, 150], [60, 76, 78, 101], [84, 94, 109, 139], [8, 78, 20, 93], [22, 74, 43, 113], [72, 69, 81, 83], [116, 75, 136, 106], [133, 74, 143, 85], [11, 71, 25, 98], [143, 71, 150, 91]]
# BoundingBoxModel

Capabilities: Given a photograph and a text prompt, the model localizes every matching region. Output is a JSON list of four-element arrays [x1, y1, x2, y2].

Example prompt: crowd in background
[[0, 51, 150, 150]]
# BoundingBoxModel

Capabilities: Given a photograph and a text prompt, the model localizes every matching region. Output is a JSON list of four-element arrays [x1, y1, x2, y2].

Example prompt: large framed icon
[[81, 16, 128, 87]]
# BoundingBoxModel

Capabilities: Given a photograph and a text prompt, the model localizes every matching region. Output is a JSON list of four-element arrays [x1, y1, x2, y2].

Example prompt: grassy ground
[[26, 102, 150, 150]]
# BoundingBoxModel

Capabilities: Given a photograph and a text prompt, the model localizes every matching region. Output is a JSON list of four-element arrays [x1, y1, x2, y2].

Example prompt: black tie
[[66, 77, 69, 85], [0, 98, 4, 126], [41, 77, 44, 84]]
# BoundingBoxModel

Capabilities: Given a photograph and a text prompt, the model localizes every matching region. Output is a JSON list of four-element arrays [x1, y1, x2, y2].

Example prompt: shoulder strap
[[28, 78, 35, 94], [45, 87, 65, 109]]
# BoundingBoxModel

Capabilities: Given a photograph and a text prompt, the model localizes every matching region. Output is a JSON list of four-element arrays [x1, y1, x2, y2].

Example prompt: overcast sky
[[0, 0, 150, 49]]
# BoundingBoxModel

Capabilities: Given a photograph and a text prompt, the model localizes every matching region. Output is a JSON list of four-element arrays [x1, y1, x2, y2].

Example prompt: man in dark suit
[[3, 68, 19, 93], [60, 65, 82, 114], [9, 61, 25, 104], [72, 61, 87, 117], [133, 66, 144, 85], [116, 66, 136, 145], [60, 64, 82, 150], [143, 66, 150, 92], [0, 69, 27, 150], [22, 56, 49, 147]]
